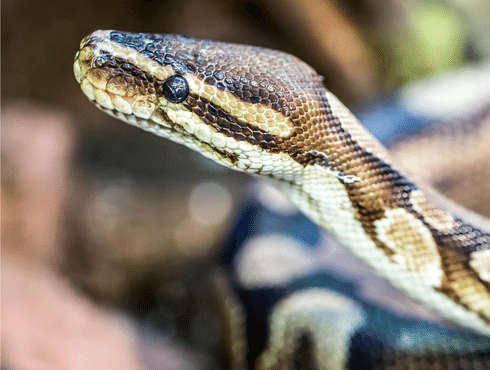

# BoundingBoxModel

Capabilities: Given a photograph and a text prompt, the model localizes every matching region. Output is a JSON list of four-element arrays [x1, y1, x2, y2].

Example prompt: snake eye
[[162, 75, 189, 103]]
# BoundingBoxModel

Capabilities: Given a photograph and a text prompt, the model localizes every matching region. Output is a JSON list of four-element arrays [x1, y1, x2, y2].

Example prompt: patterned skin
[[74, 30, 490, 367]]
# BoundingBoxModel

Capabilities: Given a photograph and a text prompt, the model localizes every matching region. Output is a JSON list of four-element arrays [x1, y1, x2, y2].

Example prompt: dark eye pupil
[[162, 75, 189, 103]]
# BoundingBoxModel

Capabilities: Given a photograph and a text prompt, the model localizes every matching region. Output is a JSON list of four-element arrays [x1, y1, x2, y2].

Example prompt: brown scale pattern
[[87, 32, 490, 324]]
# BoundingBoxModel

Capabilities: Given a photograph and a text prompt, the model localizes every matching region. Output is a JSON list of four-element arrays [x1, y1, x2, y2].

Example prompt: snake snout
[[74, 30, 168, 121]]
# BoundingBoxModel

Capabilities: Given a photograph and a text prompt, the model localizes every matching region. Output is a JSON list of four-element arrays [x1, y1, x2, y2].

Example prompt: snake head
[[74, 30, 333, 174]]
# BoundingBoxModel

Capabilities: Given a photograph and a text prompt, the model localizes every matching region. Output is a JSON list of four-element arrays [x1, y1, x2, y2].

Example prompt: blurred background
[[2, 0, 490, 368]]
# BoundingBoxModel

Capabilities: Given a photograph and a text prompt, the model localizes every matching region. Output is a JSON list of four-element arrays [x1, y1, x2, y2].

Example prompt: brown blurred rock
[[1, 256, 144, 370], [2, 102, 74, 266], [1, 102, 145, 370]]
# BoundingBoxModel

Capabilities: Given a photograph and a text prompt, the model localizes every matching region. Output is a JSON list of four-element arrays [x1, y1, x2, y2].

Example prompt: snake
[[74, 30, 490, 368]]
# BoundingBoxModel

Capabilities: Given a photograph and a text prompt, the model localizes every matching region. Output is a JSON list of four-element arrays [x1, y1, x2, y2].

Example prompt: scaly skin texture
[[74, 30, 490, 367]]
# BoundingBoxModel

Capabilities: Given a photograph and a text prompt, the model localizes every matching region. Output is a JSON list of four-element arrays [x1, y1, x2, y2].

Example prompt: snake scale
[[74, 30, 490, 368]]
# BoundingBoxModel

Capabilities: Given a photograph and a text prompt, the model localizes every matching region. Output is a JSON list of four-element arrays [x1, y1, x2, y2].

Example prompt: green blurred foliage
[[385, 1, 468, 88]]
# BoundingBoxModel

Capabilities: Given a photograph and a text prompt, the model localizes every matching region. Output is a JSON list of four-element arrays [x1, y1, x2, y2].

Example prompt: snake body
[[74, 31, 490, 367]]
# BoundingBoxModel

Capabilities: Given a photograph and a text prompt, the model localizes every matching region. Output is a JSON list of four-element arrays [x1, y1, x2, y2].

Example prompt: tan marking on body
[[257, 289, 365, 370], [439, 247, 490, 321], [470, 249, 490, 284], [410, 190, 456, 232], [374, 208, 444, 288]]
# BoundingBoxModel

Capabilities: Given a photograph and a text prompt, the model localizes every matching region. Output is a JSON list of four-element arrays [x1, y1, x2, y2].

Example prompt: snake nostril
[[94, 56, 107, 68]]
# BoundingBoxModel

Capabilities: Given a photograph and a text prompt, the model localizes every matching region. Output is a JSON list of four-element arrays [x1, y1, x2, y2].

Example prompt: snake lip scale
[[74, 30, 490, 365]]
